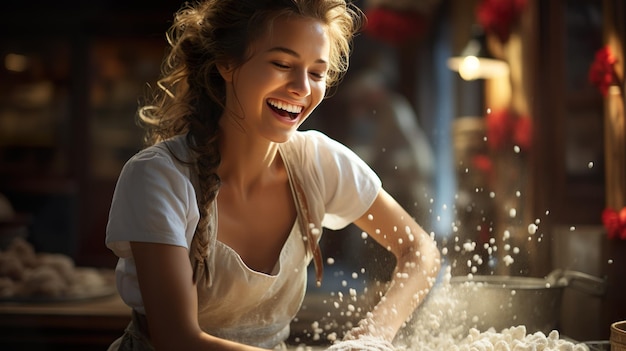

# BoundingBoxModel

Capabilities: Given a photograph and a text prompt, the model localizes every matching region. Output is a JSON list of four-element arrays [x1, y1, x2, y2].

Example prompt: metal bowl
[[449, 271, 606, 334]]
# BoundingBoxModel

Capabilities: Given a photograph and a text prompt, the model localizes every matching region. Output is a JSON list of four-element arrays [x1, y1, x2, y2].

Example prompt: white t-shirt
[[105, 130, 381, 347]]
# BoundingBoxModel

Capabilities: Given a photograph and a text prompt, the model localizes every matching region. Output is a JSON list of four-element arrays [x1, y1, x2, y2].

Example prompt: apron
[[108, 145, 324, 350]]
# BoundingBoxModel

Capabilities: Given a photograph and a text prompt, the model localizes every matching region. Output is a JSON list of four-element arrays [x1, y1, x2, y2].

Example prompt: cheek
[[300, 85, 326, 124], [311, 82, 327, 106]]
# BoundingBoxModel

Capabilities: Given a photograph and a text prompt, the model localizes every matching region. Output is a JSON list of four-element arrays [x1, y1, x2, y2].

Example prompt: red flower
[[486, 109, 513, 150], [588, 46, 618, 96], [486, 109, 533, 152], [472, 154, 493, 174], [602, 207, 626, 240], [513, 115, 532, 151], [364, 8, 429, 46], [472, 154, 494, 185], [476, 0, 527, 43]]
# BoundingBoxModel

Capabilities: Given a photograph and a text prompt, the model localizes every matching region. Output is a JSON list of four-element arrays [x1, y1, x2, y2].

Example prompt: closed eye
[[309, 71, 325, 80], [272, 62, 289, 69], [272, 61, 325, 81]]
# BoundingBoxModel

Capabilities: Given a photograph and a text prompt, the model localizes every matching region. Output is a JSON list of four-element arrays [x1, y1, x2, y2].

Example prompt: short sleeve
[[295, 130, 382, 230], [105, 148, 199, 259]]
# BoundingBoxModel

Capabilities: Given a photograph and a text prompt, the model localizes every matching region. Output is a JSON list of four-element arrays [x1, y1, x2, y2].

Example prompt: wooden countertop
[[0, 292, 130, 316], [0, 293, 131, 351]]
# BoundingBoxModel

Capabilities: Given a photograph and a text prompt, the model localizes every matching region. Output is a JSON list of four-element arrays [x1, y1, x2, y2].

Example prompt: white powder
[[390, 267, 590, 351], [294, 246, 589, 350]]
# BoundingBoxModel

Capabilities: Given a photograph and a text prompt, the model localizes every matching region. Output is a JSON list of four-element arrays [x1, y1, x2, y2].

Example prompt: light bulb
[[459, 56, 480, 80]]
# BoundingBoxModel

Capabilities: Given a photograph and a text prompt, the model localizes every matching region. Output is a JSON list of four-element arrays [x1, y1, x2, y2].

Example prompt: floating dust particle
[[503, 230, 511, 240], [462, 242, 475, 252]]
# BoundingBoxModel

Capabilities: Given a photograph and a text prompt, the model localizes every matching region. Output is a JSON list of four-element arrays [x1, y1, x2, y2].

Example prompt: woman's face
[[220, 15, 331, 143]]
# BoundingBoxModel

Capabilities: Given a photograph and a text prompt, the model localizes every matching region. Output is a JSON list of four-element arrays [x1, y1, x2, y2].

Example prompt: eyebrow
[[267, 46, 328, 65]]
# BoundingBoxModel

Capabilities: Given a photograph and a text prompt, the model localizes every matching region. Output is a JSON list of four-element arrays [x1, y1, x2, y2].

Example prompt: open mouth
[[267, 98, 303, 120]]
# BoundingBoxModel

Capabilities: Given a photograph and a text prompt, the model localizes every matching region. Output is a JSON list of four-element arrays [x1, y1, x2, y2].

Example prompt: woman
[[105, 0, 441, 350]]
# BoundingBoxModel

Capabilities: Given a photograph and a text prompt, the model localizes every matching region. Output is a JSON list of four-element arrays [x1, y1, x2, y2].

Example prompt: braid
[[186, 94, 222, 284]]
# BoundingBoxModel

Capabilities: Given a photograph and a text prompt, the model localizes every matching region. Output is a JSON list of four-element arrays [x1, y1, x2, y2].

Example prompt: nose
[[287, 69, 311, 97]]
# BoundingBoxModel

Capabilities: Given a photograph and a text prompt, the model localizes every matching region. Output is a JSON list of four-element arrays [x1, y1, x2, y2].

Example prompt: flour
[[391, 267, 590, 351], [291, 267, 590, 351], [325, 336, 395, 351]]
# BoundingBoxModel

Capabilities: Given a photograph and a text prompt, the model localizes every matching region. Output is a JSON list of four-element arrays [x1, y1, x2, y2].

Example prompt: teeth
[[268, 99, 303, 114]]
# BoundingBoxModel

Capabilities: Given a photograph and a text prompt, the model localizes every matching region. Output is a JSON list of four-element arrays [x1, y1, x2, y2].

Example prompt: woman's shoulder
[[129, 135, 189, 163], [122, 134, 193, 178], [281, 129, 378, 184]]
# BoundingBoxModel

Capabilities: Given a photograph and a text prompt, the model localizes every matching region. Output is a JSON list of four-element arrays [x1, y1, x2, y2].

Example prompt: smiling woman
[[104, 1, 441, 351]]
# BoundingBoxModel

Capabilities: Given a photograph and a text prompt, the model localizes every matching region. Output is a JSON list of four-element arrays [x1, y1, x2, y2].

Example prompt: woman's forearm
[[363, 233, 441, 341]]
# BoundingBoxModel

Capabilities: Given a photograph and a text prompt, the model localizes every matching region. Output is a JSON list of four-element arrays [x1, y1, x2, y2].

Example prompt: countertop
[[0, 293, 131, 351]]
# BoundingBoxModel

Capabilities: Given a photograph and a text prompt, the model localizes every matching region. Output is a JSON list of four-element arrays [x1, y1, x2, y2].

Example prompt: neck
[[217, 122, 283, 195]]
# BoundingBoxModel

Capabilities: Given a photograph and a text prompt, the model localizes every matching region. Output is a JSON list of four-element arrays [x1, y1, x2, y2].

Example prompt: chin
[[264, 121, 303, 144], [271, 131, 296, 144]]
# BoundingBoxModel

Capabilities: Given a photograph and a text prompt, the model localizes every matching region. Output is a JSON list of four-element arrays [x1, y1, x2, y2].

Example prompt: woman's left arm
[[348, 188, 441, 342]]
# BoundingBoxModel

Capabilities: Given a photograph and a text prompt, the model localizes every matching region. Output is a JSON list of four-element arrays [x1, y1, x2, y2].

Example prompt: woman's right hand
[[324, 336, 396, 351]]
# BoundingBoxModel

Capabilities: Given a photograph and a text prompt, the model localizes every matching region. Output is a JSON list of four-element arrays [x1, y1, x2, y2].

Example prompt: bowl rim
[[449, 275, 567, 289]]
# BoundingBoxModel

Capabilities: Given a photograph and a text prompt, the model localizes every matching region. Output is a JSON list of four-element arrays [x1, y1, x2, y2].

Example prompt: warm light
[[447, 55, 509, 81], [5, 53, 29, 72], [459, 56, 480, 80], [447, 25, 510, 81]]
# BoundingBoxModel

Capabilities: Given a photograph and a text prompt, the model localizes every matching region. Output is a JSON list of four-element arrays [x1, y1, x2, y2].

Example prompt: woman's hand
[[325, 335, 396, 351]]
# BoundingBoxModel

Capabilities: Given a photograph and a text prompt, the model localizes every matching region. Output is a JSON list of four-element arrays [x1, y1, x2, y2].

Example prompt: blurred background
[[0, 0, 624, 349]]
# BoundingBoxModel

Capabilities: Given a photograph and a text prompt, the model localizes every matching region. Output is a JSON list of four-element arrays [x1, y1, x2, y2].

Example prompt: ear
[[217, 62, 234, 83]]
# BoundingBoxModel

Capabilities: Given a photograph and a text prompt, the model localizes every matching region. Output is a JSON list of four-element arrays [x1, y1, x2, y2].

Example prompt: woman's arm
[[130, 242, 271, 351], [348, 189, 441, 342]]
